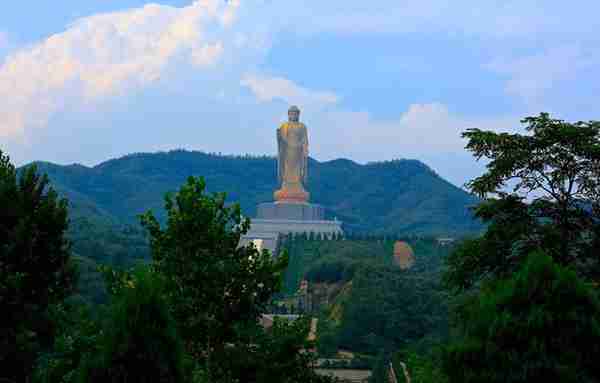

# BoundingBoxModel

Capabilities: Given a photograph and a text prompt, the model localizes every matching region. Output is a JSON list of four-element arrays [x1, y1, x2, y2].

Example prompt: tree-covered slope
[[31, 149, 482, 235], [280, 236, 451, 356]]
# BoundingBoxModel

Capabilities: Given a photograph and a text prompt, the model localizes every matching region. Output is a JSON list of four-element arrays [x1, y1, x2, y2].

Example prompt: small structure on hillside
[[393, 241, 415, 270], [251, 239, 264, 252], [298, 279, 311, 312], [239, 232, 281, 256], [259, 314, 300, 330], [436, 237, 455, 246]]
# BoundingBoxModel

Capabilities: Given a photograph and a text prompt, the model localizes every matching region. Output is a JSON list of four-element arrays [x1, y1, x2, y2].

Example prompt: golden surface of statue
[[274, 105, 310, 203]]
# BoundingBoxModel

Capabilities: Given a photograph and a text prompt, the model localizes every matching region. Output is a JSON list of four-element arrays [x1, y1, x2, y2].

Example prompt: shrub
[[77, 267, 186, 383], [444, 251, 600, 383]]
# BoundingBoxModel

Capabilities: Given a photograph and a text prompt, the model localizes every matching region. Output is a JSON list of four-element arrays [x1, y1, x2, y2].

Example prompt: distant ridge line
[[27, 150, 482, 236]]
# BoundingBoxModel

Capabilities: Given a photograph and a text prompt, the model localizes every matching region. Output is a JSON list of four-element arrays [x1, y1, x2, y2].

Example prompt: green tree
[[76, 266, 187, 383], [339, 265, 447, 354], [316, 318, 339, 358], [0, 151, 76, 382], [446, 113, 600, 291], [369, 350, 390, 383], [139, 176, 288, 371], [444, 251, 600, 383], [392, 348, 447, 383], [220, 317, 330, 383], [33, 303, 102, 383]]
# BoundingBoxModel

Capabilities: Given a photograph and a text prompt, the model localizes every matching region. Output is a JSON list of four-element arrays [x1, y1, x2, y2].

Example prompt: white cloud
[[241, 73, 339, 110], [0, 0, 241, 138], [2, 0, 583, 189], [488, 46, 598, 110], [296, 102, 518, 188], [239, 74, 516, 162], [310, 103, 516, 163], [219, 0, 241, 27]]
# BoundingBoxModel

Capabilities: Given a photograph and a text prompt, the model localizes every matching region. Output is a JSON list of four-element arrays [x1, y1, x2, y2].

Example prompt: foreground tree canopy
[[0, 150, 327, 382], [446, 113, 600, 292], [0, 150, 75, 381], [445, 252, 600, 383], [4, 112, 599, 382], [441, 113, 600, 383], [77, 266, 187, 383], [140, 176, 289, 359]]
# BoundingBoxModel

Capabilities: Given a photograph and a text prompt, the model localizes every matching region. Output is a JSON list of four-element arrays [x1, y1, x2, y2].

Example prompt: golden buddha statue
[[274, 105, 310, 203]]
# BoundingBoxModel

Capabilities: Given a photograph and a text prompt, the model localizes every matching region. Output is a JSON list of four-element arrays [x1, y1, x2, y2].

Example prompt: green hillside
[[280, 236, 450, 356], [281, 235, 450, 296], [30, 149, 482, 236]]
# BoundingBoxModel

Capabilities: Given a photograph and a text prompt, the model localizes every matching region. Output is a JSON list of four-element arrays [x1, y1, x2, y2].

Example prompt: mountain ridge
[[26, 149, 482, 235]]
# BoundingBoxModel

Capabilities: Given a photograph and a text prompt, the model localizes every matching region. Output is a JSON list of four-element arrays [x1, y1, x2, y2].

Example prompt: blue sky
[[0, 0, 598, 187]]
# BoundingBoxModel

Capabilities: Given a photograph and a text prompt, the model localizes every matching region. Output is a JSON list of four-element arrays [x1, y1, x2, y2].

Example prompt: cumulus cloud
[[3, 0, 589, 188], [241, 73, 339, 110], [296, 102, 517, 188], [0, 0, 240, 138], [309, 103, 516, 162], [238, 74, 516, 162], [488, 46, 599, 109]]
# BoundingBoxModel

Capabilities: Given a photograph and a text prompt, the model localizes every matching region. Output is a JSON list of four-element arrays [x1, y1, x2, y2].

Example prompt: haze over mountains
[[30, 149, 482, 236]]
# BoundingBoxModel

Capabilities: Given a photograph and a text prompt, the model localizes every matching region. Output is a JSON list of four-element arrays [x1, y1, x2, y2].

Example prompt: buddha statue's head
[[288, 105, 300, 122]]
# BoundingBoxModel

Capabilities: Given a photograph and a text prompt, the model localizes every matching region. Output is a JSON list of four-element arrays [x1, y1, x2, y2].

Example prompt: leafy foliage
[[281, 236, 399, 295], [446, 113, 600, 292], [0, 151, 76, 382], [444, 252, 600, 383], [338, 264, 448, 354], [437, 114, 600, 382], [76, 266, 187, 383], [443, 195, 543, 293], [281, 236, 451, 357], [29, 174, 332, 383], [464, 113, 600, 204], [369, 350, 390, 383], [392, 348, 447, 383], [305, 259, 359, 283], [70, 256, 108, 306], [33, 303, 102, 383], [218, 318, 331, 383], [68, 216, 149, 267], [140, 176, 288, 365]]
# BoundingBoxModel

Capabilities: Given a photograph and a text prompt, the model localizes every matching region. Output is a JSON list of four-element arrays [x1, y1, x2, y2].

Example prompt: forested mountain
[[29, 149, 482, 236]]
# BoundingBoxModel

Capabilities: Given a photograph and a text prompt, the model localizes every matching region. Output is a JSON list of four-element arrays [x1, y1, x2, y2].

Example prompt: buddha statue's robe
[[275, 121, 309, 202]]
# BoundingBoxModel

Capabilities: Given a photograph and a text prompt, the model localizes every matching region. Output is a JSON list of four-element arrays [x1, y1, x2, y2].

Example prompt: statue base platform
[[241, 218, 343, 255], [241, 202, 343, 255], [257, 201, 324, 220]]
